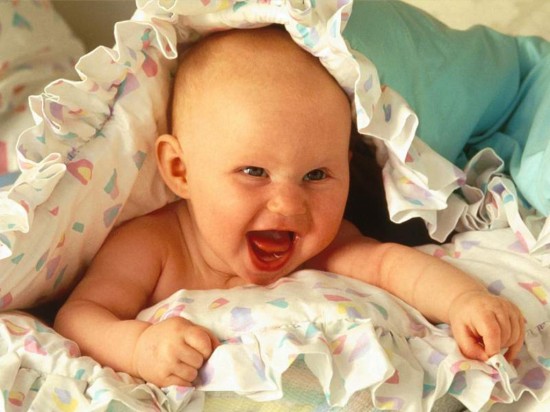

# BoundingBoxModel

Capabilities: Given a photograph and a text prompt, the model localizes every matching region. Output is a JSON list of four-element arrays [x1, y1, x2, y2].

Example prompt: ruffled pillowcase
[[0, 0, 463, 310], [0, 2, 177, 309]]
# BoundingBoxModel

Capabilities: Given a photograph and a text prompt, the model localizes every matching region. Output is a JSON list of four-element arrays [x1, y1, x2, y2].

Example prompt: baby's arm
[[309, 220, 525, 361], [54, 216, 218, 387]]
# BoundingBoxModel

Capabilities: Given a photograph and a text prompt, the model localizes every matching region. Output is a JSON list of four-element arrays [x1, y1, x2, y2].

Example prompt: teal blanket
[[344, 0, 550, 215]]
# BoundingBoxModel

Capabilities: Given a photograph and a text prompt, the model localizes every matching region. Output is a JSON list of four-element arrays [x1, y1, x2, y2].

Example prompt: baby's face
[[173, 29, 351, 285]]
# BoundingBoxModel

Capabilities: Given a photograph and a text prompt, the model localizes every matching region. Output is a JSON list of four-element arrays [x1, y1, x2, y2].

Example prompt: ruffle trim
[[0, 312, 201, 411], [199, 322, 550, 411], [135, 271, 550, 411], [0, 14, 177, 255], [2, 270, 550, 411], [0, 3, 179, 309], [444, 149, 550, 265]]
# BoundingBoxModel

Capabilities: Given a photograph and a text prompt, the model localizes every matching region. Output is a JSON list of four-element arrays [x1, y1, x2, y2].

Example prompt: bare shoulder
[[65, 202, 186, 317], [84, 201, 186, 288], [330, 219, 378, 249], [106, 202, 182, 249], [307, 219, 388, 278]]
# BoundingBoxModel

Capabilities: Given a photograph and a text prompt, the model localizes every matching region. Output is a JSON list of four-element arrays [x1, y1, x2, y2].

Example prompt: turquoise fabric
[[343, 0, 550, 215]]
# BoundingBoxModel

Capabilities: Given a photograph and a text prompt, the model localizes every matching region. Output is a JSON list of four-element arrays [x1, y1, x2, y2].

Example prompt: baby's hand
[[448, 291, 525, 362], [132, 317, 219, 387]]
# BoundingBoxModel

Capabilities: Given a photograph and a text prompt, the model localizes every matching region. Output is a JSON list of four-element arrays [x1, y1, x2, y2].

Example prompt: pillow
[[0, 0, 548, 311]]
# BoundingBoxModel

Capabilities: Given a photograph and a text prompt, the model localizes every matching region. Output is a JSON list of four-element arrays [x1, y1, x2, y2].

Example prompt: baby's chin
[[240, 269, 292, 287], [240, 261, 304, 287]]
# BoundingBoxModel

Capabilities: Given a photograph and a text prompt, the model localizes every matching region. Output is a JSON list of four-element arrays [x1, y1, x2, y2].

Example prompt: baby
[[54, 27, 524, 388]]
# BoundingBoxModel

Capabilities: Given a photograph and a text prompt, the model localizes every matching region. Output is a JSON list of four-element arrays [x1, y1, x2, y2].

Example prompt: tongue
[[248, 231, 293, 254]]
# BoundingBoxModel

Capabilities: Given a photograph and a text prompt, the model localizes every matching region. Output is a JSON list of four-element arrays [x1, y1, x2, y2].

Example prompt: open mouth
[[246, 230, 296, 271]]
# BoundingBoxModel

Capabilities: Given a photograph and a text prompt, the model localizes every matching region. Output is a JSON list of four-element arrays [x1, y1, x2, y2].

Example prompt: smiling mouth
[[246, 230, 296, 271]]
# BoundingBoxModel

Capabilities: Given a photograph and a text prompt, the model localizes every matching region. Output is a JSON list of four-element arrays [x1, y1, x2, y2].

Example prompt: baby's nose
[[267, 184, 307, 217]]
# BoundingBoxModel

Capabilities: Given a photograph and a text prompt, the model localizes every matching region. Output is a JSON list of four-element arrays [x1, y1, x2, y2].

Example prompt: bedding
[[0, 0, 85, 175], [1, 235, 550, 411], [1, 0, 550, 410]]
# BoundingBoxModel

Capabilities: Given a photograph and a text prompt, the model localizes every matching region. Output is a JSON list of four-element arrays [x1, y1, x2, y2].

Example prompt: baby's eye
[[303, 169, 327, 181], [242, 166, 268, 178]]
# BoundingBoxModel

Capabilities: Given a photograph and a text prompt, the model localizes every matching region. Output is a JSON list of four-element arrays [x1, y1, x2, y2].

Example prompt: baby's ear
[[155, 134, 189, 198]]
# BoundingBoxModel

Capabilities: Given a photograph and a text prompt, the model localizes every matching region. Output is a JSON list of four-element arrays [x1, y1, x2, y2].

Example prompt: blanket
[[1, 228, 550, 411]]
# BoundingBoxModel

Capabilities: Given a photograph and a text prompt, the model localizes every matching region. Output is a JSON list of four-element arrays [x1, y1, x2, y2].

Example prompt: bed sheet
[[1, 227, 550, 411]]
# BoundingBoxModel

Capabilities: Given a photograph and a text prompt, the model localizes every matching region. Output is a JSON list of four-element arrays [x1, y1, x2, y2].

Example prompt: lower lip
[[247, 237, 294, 273]]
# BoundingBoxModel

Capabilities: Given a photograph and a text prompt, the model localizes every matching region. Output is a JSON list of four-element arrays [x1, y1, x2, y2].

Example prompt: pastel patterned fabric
[[0, 1, 549, 410], [0, 0, 84, 175], [0, 0, 178, 309], [1, 231, 550, 411]]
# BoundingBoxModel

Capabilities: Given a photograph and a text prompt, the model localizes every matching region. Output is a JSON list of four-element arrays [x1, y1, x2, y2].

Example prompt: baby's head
[[156, 26, 352, 285]]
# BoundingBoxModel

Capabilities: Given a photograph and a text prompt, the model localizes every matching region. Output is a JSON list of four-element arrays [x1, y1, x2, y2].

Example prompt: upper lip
[[248, 228, 299, 238], [246, 230, 298, 249]]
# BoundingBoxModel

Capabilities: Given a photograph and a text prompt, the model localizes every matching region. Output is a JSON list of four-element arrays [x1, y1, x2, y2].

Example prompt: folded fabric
[[0, 0, 85, 174], [2, 246, 549, 412], [344, 0, 550, 217], [137, 259, 550, 411]]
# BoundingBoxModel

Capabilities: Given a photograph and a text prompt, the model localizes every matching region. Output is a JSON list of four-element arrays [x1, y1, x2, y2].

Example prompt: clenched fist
[[132, 317, 219, 387]]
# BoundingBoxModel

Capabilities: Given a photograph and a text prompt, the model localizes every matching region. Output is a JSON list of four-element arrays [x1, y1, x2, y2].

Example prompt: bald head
[[156, 25, 352, 222], [170, 26, 348, 137]]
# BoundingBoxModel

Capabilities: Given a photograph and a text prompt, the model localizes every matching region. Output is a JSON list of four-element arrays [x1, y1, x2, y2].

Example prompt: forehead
[[179, 25, 330, 76], [172, 26, 348, 116], [172, 27, 351, 155]]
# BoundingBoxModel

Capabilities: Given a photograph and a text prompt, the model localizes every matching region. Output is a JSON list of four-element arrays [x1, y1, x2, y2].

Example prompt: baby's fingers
[[453, 324, 490, 361], [474, 310, 524, 362], [170, 361, 201, 385], [494, 311, 513, 347], [162, 373, 195, 387], [504, 315, 525, 361], [472, 312, 505, 359], [185, 326, 219, 358]]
